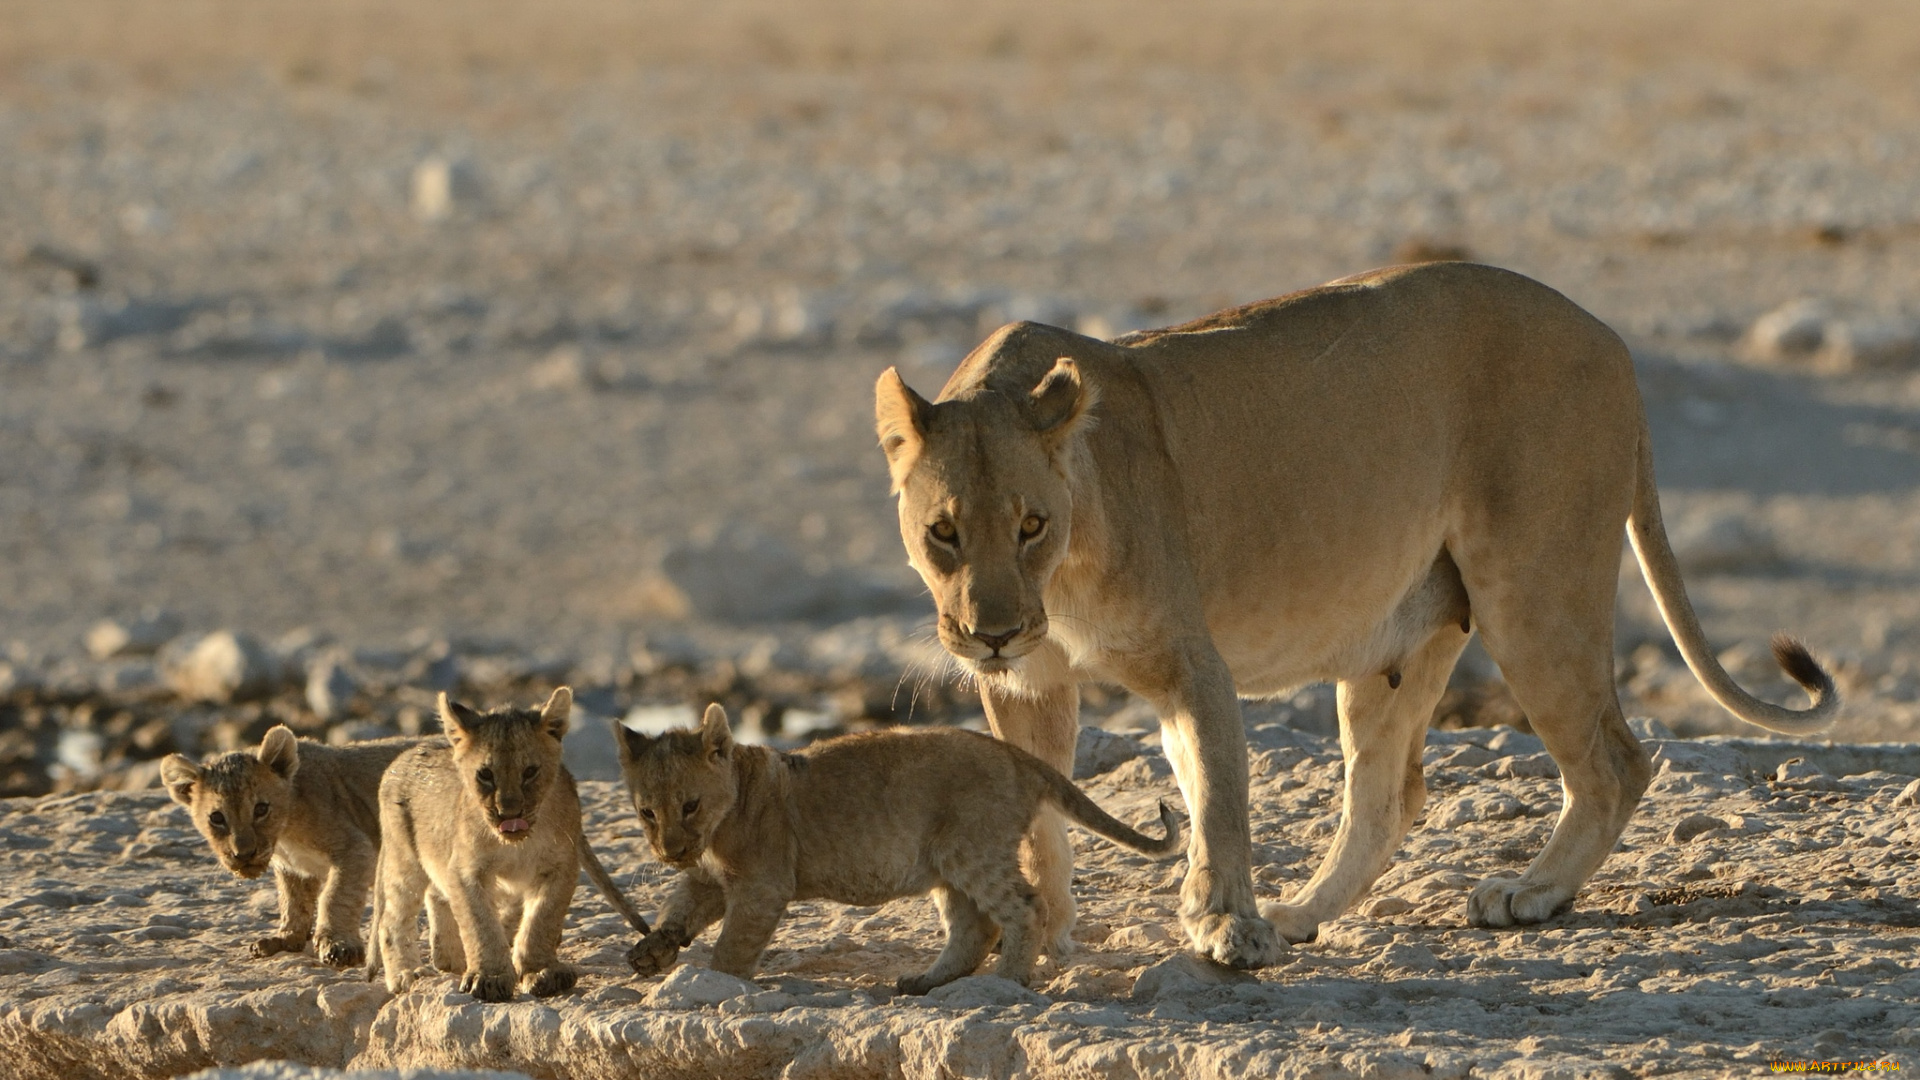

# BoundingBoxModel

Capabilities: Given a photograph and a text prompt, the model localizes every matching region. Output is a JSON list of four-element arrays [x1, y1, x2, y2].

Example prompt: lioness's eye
[[522, 765, 538, 781], [253, 802, 269, 820], [682, 799, 700, 818], [928, 520, 957, 544], [1020, 515, 1046, 540], [639, 808, 656, 821]]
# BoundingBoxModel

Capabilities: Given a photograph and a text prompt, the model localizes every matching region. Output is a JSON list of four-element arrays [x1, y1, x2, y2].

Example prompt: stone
[[1364, 895, 1414, 919], [163, 631, 279, 703], [1742, 299, 1829, 361], [921, 974, 1049, 1008], [1073, 726, 1143, 780], [84, 611, 181, 659], [1894, 778, 1920, 808], [1626, 716, 1676, 741], [1817, 318, 1920, 372], [644, 964, 760, 1008], [411, 157, 481, 221], [305, 653, 358, 721], [1669, 814, 1728, 843], [641, 527, 914, 623], [1775, 757, 1828, 784], [184, 1066, 532, 1080], [1130, 953, 1259, 1001], [1104, 922, 1173, 949]]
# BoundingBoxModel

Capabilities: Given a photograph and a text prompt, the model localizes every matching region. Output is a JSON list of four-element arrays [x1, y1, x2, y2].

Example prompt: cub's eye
[[639, 808, 656, 821], [477, 768, 495, 787], [1019, 515, 1046, 541], [928, 520, 957, 544], [682, 799, 700, 818], [522, 765, 539, 781], [208, 811, 228, 831], [253, 802, 269, 820]]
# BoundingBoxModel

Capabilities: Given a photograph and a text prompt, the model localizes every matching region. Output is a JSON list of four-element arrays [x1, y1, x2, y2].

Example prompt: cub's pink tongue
[[498, 817, 529, 834]]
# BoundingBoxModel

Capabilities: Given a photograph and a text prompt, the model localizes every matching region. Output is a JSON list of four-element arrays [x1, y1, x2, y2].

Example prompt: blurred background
[[5, 0, 1920, 794]]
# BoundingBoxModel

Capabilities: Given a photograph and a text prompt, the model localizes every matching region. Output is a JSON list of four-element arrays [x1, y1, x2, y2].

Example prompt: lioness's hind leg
[[897, 885, 995, 995], [1455, 504, 1653, 928], [1263, 625, 1466, 944]]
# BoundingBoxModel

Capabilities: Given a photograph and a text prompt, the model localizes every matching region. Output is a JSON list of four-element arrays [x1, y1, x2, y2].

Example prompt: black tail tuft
[[1771, 634, 1836, 700]]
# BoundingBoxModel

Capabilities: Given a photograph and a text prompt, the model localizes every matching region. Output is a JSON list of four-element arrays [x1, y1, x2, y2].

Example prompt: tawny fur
[[365, 687, 647, 1002], [874, 260, 1838, 969], [161, 728, 417, 968], [616, 704, 1179, 993]]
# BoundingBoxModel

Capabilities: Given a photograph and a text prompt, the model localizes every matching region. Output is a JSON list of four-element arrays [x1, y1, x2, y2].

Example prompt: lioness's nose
[[970, 625, 1021, 650]]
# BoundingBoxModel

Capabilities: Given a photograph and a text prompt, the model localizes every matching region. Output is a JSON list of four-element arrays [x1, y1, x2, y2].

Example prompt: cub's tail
[[1033, 761, 1183, 858], [1627, 423, 1839, 735], [577, 832, 651, 935]]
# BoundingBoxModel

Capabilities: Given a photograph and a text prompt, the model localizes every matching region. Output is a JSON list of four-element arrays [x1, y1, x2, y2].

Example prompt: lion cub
[[162, 727, 415, 967], [367, 687, 648, 1002], [618, 704, 1180, 993]]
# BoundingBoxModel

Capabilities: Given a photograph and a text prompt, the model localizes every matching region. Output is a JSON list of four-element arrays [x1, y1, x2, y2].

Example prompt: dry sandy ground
[[4, 2, 1920, 1075], [1, 723, 1915, 1077]]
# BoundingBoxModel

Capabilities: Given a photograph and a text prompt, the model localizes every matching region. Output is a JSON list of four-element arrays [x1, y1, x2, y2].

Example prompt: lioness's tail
[[1627, 422, 1838, 735], [1031, 761, 1183, 858], [576, 832, 651, 935]]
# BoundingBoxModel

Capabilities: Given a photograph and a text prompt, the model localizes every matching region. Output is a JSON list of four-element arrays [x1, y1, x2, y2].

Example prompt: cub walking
[[367, 687, 648, 1001], [161, 727, 416, 967], [618, 704, 1180, 993]]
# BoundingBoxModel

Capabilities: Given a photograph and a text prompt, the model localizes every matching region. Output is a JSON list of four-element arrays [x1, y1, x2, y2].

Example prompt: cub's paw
[[627, 934, 682, 978], [249, 933, 309, 958], [460, 970, 517, 1003], [1466, 876, 1571, 928], [524, 965, 579, 998], [894, 973, 944, 996], [429, 942, 465, 973], [383, 966, 420, 995], [1257, 901, 1320, 945], [1184, 911, 1286, 970], [315, 937, 366, 969]]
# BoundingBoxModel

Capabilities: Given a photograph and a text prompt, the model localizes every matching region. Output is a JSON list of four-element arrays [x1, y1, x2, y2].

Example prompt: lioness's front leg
[[1145, 642, 1285, 969], [982, 665, 1080, 958]]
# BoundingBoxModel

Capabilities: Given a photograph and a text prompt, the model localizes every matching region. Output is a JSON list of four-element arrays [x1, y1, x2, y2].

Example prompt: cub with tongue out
[[367, 687, 649, 1002]]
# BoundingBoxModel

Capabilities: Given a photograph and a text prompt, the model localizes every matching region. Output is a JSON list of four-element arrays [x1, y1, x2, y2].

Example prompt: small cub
[[161, 727, 416, 968], [367, 687, 647, 1002], [618, 704, 1180, 993]]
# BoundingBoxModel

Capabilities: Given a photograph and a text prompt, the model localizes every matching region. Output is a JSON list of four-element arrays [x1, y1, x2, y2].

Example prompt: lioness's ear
[[699, 702, 733, 760], [875, 367, 933, 490], [614, 719, 652, 766], [258, 725, 300, 781], [438, 692, 480, 747], [1029, 357, 1094, 444], [159, 754, 200, 807], [540, 686, 573, 741]]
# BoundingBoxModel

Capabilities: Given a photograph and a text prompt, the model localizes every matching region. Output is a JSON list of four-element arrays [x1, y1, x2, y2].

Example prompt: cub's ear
[[438, 692, 481, 747], [159, 755, 200, 807], [1028, 357, 1096, 445], [875, 367, 933, 491], [539, 686, 573, 741], [699, 702, 733, 760], [614, 720, 653, 766], [258, 725, 300, 780]]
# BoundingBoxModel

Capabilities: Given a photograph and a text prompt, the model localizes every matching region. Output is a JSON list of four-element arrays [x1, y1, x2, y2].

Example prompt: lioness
[[874, 260, 1836, 969], [161, 727, 415, 967], [366, 687, 649, 1001], [617, 704, 1180, 992]]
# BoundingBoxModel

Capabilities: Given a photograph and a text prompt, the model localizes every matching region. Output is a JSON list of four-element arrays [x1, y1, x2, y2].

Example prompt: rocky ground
[[5, 1, 1920, 1074], [2, 721, 1916, 1078]]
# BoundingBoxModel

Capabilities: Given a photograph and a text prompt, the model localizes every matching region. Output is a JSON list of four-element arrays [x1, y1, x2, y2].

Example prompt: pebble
[[643, 964, 759, 1008], [163, 631, 278, 704]]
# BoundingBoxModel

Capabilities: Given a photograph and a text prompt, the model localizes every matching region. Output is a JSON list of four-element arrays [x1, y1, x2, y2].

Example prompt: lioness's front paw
[[1184, 911, 1286, 969], [1257, 901, 1320, 945], [315, 936, 366, 969], [627, 933, 681, 978], [523, 964, 578, 998], [460, 969, 516, 1003], [249, 933, 306, 959], [894, 973, 943, 996], [1466, 876, 1571, 928]]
